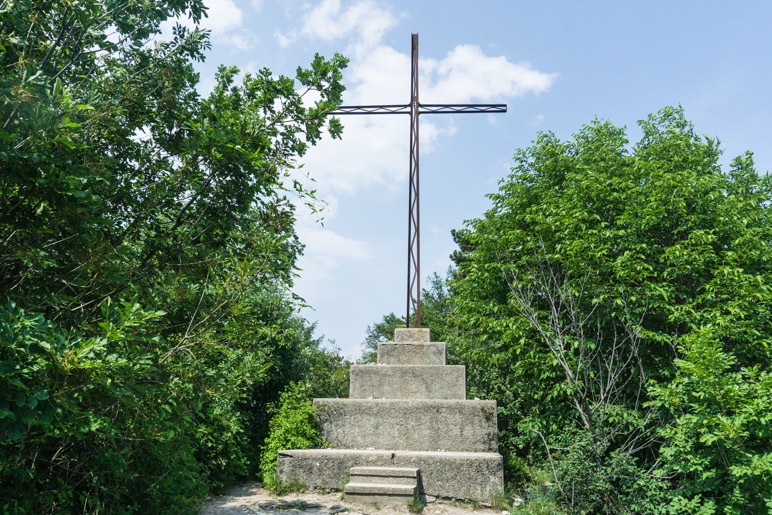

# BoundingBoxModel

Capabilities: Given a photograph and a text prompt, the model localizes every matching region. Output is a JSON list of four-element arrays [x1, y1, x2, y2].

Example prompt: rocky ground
[[200, 482, 509, 515]]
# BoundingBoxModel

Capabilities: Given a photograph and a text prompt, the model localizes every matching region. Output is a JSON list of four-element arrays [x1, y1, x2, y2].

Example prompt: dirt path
[[200, 482, 508, 515]]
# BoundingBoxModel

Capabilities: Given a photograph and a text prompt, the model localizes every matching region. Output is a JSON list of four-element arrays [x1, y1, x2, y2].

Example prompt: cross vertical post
[[408, 33, 421, 327], [331, 34, 507, 327]]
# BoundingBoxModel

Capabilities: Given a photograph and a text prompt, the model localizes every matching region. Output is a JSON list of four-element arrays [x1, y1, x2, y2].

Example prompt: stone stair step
[[349, 365, 465, 399], [378, 342, 446, 365], [345, 481, 418, 505], [314, 398, 498, 452], [345, 482, 417, 495], [394, 328, 430, 342], [349, 466, 419, 484]]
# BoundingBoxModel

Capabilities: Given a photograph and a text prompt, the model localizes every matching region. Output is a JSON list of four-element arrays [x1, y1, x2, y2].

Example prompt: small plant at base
[[407, 498, 425, 513], [338, 474, 349, 500], [510, 494, 566, 515], [469, 498, 481, 510], [263, 471, 306, 496], [490, 491, 511, 511]]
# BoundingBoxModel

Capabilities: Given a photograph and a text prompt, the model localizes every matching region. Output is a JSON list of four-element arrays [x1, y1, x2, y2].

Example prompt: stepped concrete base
[[314, 398, 498, 452], [378, 342, 446, 365], [350, 365, 465, 399], [278, 449, 503, 502], [345, 467, 419, 506]]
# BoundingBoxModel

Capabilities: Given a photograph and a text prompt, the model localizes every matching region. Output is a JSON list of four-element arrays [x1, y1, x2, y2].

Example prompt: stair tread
[[350, 466, 419, 477], [345, 482, 416, 493]]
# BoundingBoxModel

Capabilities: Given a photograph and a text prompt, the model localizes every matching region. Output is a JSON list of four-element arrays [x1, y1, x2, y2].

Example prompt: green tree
[[1, 1, 348, 511], [450, 107, 772, 512]]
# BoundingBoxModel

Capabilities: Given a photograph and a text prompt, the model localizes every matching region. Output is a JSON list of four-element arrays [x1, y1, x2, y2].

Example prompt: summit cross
[[332, 33, 506, 327]]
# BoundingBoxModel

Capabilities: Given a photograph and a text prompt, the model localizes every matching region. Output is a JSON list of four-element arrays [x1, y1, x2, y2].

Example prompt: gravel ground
[[199, 482, 508, 515]]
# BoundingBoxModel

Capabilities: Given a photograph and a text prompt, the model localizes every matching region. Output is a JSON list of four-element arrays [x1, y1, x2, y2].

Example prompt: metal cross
[[332, 34, 506, 327]]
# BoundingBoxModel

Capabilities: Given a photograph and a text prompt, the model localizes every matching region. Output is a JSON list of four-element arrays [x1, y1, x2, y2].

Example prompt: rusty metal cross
[[332, 34, 506, 327]]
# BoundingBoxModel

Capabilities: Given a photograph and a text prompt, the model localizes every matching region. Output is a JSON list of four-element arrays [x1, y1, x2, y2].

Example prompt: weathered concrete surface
[[349, 365, 465, 399], [313, 399, 497, 452], [394, 328, 430, 343], [277, 449, 504, 502], [378, 342, 446, 365]]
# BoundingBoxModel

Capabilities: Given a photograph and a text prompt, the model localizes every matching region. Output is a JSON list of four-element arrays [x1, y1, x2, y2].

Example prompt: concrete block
[[378, 342, 446, 365], [314, 398, 498, 452], [277, 449, 504, 502], [350, 365, 465, 399], [394, 328, 430, 343]]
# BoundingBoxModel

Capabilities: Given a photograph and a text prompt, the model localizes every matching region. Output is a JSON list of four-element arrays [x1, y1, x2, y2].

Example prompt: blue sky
[[169, 1, 772, 358]]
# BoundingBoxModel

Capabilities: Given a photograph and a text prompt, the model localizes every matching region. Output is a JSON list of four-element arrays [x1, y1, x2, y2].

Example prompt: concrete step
[[378, 342, 446, 365], [349, 365, 465, 399], [349, 466, 419, 484], [345, 482, 417, 495], [314, 398, 498, 452], [394, 328, 431, 342], [345, 481, 417, 506]]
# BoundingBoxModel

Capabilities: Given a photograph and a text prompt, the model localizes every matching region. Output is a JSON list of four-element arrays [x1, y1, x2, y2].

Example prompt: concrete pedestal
[[277, 328, 504, 503]]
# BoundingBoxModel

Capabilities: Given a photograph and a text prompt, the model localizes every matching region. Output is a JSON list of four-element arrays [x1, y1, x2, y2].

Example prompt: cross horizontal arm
[[331, 104, 410, 115], [331, 103, 507, 116], [419, 104, 507, 114]]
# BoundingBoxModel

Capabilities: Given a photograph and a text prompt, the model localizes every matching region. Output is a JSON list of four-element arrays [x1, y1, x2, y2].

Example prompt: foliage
[[446, 106, 772, 512], [0, 298, 208, 512], [648, 327, 772, 513], [1, 0, 348, 511], [258, 382, 324, 491]]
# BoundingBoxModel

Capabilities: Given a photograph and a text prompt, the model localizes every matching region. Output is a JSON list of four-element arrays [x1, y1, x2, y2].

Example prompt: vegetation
[[369, 107, 772, 513], [258, 382, 325, 491], [1, 1, 348, 512], [407, 497, 425, 513]]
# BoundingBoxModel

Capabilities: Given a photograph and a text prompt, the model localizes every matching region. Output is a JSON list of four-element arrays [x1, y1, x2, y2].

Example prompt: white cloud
[[300, 227, 372, 266], [160, 0, 256, 50], [302, 116, 407, 195], [276, 0, 399, 52], [294, 218, 373, 302], [200, 0, 242, 33], [422, 45, 557, 103]]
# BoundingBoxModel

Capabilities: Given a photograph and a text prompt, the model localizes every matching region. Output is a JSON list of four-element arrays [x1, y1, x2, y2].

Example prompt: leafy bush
[[649, 328, 772, 513], [0, 299, 208, 513], [259, 382, 325, 490]]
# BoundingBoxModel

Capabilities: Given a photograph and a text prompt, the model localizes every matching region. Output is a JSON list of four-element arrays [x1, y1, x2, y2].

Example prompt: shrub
[[258, 382, 324, 490]]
